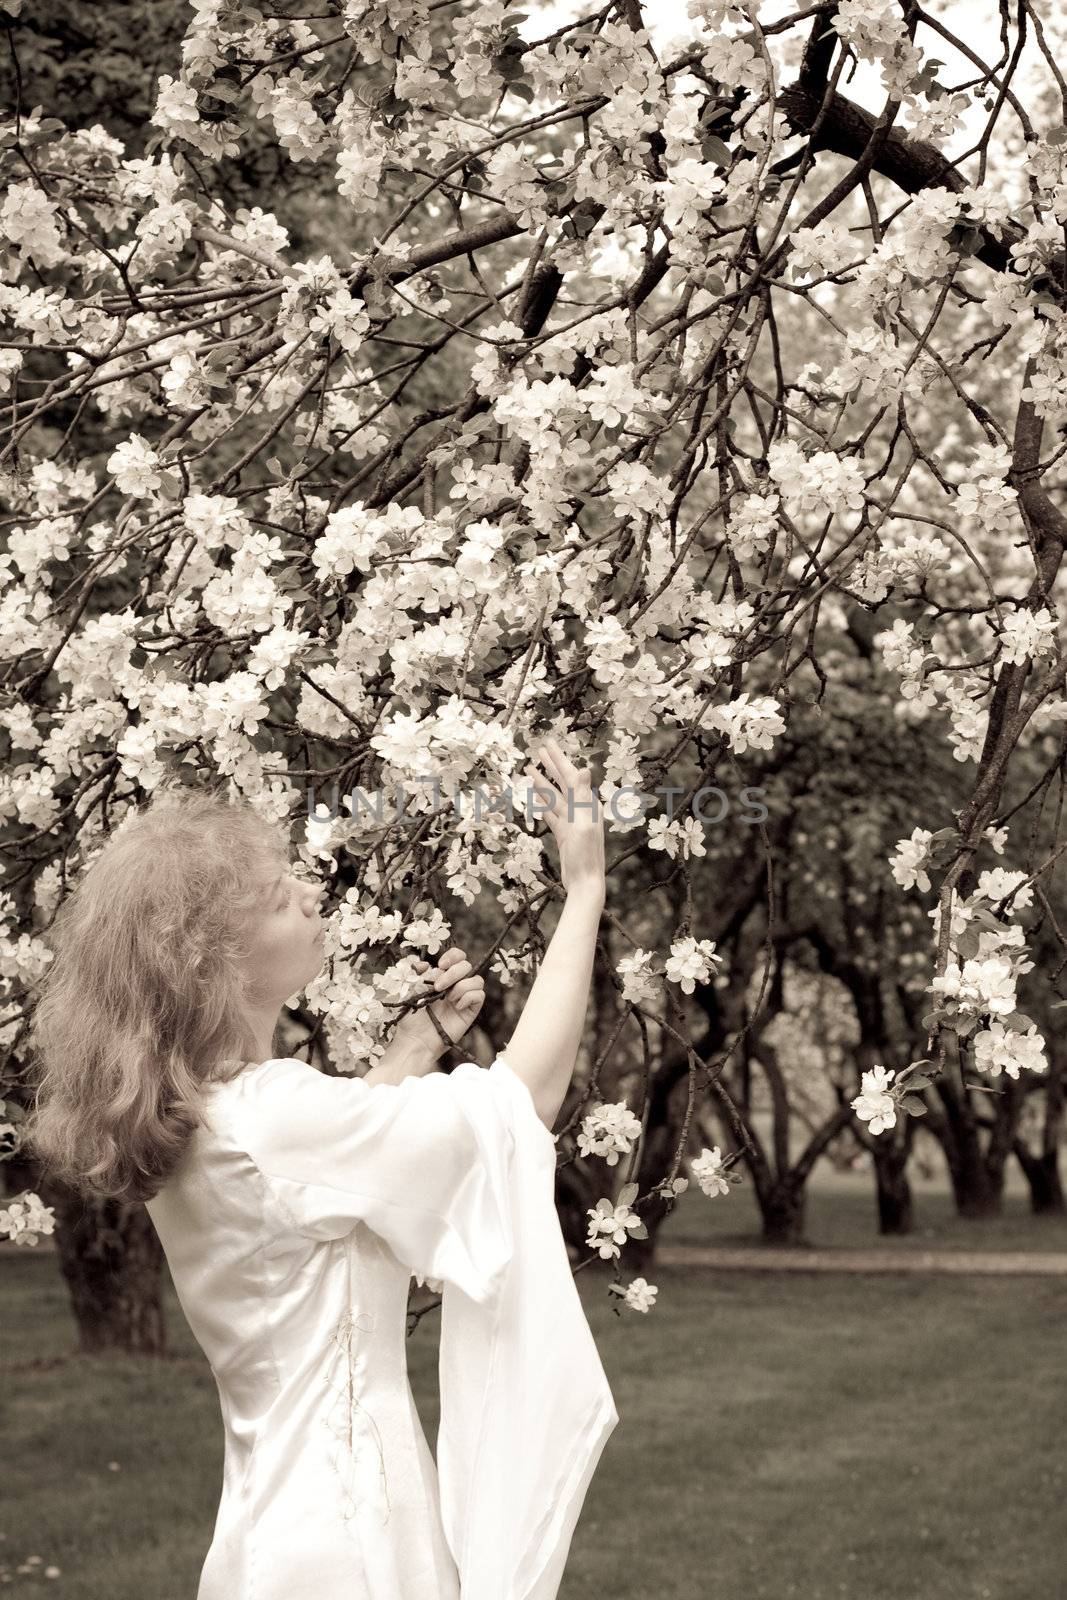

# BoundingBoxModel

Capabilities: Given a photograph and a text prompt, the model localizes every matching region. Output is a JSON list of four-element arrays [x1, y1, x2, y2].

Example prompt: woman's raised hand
[[524, 737, 605, 903]]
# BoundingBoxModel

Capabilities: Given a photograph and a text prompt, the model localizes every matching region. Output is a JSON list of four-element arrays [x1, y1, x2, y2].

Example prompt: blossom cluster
[[576, 1100, 644, 1166], [0, 1191, 56, 1247]]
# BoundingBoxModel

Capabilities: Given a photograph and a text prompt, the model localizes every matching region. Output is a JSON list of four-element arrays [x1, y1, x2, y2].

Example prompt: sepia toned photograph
[[2, 2, 1065, 1597]]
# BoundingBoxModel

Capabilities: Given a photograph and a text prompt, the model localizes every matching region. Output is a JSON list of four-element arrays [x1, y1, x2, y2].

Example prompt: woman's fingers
[[447, 976, 484, 1005], [539, 737, 583, 788], [433, 958, 472, 990], [412, 952, 484, 1033], [525, 758, 562, 821], [432, 976, 484, 1030], [415, 947, 467, 984], [533, 740, 593, 808], [535, 741, 565, 790]]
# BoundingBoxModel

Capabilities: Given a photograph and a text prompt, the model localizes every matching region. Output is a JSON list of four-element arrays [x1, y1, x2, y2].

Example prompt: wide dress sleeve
[[239, 1053, 620, 1600]]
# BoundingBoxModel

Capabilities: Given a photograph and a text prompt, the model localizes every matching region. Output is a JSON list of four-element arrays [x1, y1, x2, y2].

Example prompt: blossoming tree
[[3, 0, 1067, 1330]]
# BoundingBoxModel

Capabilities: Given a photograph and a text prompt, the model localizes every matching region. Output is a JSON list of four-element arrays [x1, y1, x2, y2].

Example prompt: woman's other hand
[[395, 946, 486, 1059]]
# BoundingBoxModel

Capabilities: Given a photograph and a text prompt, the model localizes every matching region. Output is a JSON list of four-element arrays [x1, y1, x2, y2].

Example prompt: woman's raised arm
[[502, 739, 606, 1130]]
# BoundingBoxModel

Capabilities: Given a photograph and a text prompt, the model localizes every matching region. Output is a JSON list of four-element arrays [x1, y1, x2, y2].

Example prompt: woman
[[26, 739, 617, 1600]]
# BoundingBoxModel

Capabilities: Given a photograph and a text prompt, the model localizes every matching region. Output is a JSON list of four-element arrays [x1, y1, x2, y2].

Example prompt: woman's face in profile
[[246, 860, 328, 1001]]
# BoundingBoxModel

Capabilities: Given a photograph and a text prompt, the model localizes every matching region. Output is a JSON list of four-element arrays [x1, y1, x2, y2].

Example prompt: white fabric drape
[[146, 1053, 618, 1600]]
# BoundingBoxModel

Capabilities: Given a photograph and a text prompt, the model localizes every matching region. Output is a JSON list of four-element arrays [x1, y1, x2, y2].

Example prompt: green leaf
[[570, 203, 598, 238], [617, 1181, 639, 1207], [205, 80, 241, 104], [948, 223, 984, 257], [901, 1095, 929, 1116], [701, 134, 732, 167], [204, 342, 244, 369]]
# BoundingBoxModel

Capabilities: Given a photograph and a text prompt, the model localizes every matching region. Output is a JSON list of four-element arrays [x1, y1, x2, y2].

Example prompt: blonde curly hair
[[25, 781, 293, 1203]]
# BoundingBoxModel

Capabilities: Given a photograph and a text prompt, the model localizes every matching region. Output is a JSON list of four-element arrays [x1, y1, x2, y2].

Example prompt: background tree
[[2, 0, 1066, 1340]]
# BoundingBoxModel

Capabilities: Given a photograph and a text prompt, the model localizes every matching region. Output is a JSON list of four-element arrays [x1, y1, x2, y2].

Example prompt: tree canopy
[[2, 0, 1066, 1295]]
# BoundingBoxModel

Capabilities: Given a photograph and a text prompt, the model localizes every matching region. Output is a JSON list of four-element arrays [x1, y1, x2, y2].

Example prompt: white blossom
[[664, 935, 722, 995], [851, 1065, 897, 1134], [996, 607, 1058, 666], [616, 948, 660, 1006], [0, 1191, 56, 1246], [973, 1021, 1047, 1080], [576, 1100, 644, 1166], [585, 1197, 643, 1260], [767, 439, 865, 524], [107, 435, 164, 498], [614, 1276, 658, 1312], [891, 827, 934, 892], [707, 692, 785, 754], [972, 868, 1033, 912], [691, 1144, 730, 1197], [0, 182, 66, 267], [930, 956, 1017, 1017]]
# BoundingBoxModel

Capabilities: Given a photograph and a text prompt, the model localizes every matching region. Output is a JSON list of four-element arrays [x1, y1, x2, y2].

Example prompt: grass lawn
[[2, 1241, 1064, 1600], [658, 1163, 1067, 1253]]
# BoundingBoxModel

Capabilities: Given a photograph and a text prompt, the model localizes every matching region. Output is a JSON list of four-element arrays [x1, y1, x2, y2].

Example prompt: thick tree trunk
[[866, 1118, 916, 1236], [1013, 1053, 1066, 1215], [623, 1056, 694, 1273], [946, 1154, 1002, 1218], [873, 1149, 914, 1235], [758, 1183, 807, 1245], [930, 1076, 1007, 1218], [44, 1181, 167, 1356], [1013, 1142, 1066, 1215]]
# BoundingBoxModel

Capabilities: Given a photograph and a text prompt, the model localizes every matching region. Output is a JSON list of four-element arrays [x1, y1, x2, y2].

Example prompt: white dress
[[144, 1052, 619, 1600]]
